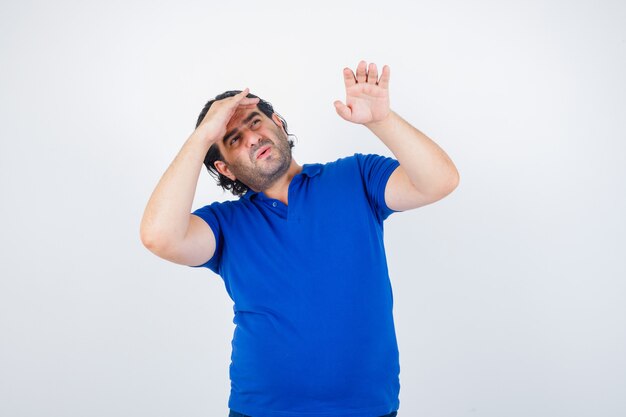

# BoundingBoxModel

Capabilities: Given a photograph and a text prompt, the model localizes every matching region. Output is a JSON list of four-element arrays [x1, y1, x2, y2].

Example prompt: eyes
[[230, 119, 261, 146]]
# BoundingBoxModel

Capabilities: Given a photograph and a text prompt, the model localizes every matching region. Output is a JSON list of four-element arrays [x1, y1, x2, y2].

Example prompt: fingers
[[356, 61, 367, 83], [378, 65, 390, 89], [197, 88, 261, 143], [345, 61, 390, 88], [367, 63, 378, 85], [233, 88, 250, 103], [333, 100, 352, 121], [205, 88, 259, 127], [235, 88, 259, 107], [343, 67, 356, 88], [238, 101, 260, 108]]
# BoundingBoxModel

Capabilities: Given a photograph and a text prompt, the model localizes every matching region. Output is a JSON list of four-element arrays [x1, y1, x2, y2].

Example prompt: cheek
[[230, 151, 253, 168]]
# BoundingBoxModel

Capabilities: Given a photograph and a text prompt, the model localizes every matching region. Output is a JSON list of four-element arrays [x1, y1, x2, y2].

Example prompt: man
[[140, 60, 459, 417]]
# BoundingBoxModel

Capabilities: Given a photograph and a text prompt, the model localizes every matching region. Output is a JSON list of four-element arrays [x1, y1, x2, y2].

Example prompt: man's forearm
[[140, 131, 210, 249], [365, 110, 459, 196]]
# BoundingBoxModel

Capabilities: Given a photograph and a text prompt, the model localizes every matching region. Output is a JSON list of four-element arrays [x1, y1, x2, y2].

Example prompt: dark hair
[[195, 90, 295, 196]]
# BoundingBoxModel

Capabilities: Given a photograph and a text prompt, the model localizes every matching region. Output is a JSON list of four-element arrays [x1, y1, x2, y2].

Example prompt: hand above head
[[195, 88, 260, 145], [333, 60, 391, 126]]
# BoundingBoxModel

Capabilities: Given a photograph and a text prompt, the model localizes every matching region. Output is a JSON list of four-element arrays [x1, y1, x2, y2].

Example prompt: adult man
[[140, 61, 459, 417]]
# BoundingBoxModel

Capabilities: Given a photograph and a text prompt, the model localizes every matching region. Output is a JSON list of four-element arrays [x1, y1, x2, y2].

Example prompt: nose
[[245, 132, 261, 147]]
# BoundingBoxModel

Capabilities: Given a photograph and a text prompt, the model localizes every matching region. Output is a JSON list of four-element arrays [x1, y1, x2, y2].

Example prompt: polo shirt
[[191, 153, 402, 417]]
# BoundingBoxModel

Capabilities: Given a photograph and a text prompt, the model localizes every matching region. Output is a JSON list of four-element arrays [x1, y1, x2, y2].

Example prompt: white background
[[1, 0, 625, 416]]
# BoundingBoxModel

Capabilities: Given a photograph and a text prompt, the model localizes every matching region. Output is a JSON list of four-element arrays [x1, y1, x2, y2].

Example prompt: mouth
[[256, 145, 272, 160]]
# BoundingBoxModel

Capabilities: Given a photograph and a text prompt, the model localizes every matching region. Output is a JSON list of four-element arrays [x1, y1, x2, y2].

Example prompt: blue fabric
[[192, 153, 402, 417], [229, 410, 398, 417]]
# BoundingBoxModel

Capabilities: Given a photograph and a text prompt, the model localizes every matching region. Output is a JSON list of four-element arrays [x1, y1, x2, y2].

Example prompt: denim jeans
[[228, 410, 398, 417]]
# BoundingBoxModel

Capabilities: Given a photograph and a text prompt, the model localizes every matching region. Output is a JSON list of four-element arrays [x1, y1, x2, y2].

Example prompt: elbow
[[140, 215, 188, 258], [140, 222, 170, 254], [140, 230, 176, 260], [140, 229, 157, 250], [140, 228, 163, 253], [437, 171, 460, 199], [442, 169, 461, 195], [447, 164, 460, 191], [139, 217, 155, 249], [451, 171, 460, 191]]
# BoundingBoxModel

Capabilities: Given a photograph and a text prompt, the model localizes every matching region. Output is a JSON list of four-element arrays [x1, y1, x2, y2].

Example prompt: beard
[[225, 132, 293, 192]]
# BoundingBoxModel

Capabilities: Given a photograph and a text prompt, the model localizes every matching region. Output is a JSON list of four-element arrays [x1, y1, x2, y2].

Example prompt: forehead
[[226, 106, 264, 129]]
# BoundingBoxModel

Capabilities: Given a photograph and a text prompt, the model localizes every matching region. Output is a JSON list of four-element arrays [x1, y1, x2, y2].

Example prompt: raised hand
[[196, 88, 260, 145], [333, 61, 391, 126]]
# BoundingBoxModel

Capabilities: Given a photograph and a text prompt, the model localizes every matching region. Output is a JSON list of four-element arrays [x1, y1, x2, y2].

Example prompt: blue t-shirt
[[191, 153, 401, 417]]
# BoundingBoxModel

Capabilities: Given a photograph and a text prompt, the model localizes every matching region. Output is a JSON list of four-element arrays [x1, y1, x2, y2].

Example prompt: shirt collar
[[241, 163, 322, 200], [301, 163, 322, 178]]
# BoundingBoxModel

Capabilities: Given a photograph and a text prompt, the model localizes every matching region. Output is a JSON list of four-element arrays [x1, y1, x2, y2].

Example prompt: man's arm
[[367, 111, 459, 211], [334, 61, 459, 211], [140, 89, 259, 266]]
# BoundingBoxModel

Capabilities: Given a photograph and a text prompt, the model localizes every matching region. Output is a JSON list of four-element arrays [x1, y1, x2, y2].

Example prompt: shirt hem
[[228, 401, 399, 417]]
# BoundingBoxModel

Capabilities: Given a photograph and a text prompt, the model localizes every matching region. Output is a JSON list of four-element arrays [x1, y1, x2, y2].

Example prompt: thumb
[[333, 100, 352, 121]]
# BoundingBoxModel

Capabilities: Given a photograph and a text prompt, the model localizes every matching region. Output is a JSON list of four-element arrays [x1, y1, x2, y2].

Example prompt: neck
[[258, 159, 302, 205]]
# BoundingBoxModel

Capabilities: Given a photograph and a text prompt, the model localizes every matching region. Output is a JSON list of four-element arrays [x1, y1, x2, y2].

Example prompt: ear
[[272, 113, 286, 133], [214, 160, 236, 182]]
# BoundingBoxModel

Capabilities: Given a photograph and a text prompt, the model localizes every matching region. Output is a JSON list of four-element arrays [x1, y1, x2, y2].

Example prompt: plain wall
[[1, 0, 625, 416]]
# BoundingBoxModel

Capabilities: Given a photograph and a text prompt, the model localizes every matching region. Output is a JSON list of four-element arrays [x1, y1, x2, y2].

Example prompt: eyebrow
[[223, 112, 262, 145]]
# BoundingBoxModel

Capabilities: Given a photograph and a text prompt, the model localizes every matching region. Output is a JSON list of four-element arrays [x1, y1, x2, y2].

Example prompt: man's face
[[215, 106, 292, 192]]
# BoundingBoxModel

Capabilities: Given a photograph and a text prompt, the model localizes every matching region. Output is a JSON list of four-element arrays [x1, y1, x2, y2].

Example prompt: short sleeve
[[353, 153, 401, 221], [189, 203, 222, 273]]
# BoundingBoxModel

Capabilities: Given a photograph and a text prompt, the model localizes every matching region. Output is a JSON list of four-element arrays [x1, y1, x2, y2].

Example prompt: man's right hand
[[195, 88, 260, 145], [140, 89, 259, 266]]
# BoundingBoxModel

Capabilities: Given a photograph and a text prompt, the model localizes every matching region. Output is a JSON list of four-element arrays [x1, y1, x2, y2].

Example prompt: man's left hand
[[334, 60, 391, 126]]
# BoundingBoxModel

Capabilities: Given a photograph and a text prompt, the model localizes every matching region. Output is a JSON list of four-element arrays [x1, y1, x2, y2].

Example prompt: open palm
[[334, 61, 391, 125]]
